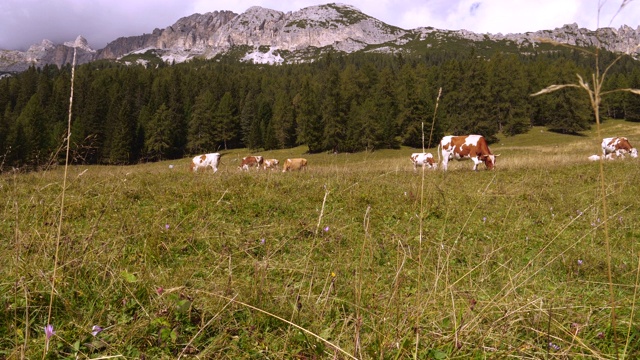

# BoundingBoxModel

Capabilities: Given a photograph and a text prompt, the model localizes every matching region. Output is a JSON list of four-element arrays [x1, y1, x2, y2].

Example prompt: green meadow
[[2, 120, 640, 359]]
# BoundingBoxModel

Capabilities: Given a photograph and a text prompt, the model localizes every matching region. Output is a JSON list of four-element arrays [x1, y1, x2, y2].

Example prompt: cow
[[438, 135, 497, 171], [263, 158, 279, 170], [589, 153, 618, 161], [282, 158, 308, 172], [239, 155, 263, 171], [602, 137, 638, 158], [410, 152, 438, 171], [190, 153, 221, 173]]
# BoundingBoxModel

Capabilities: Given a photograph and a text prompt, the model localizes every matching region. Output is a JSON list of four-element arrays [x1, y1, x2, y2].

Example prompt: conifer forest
[[1, 48, 639, 170]]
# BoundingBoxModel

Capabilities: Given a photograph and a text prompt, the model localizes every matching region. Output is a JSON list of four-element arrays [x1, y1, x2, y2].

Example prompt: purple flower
[[165, 224, 170, 230], [548, 342, 560, 351], [91, 325, 103, 336], [45, 324, 55, 340], [482, 217, 487, 223], [323, 226, 329, 232], [156, 287, 164, 295], [260, 238, 265, 245], [577, 259, 583, 266], [44, 324, 55, 351]]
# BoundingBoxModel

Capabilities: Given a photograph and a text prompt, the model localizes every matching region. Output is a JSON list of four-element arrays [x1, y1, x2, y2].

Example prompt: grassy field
[[2, 120, 640, 359]]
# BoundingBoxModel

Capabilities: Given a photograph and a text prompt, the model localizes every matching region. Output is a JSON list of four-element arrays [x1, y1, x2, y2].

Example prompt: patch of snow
[[241, 46, 284, 64]]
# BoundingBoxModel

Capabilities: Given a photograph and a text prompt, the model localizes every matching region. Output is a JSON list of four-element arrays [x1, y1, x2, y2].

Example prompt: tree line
[[1, 48, 639, 170]]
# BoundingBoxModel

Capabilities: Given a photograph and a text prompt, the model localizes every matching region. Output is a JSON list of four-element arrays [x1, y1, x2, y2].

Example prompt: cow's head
[[482, 154, 496, 170]]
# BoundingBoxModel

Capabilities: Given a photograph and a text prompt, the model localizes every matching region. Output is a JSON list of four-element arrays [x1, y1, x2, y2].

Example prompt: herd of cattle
[[190, 154, 307, 173], [189, 135, 637, 173], [411, 135, 637, 171]]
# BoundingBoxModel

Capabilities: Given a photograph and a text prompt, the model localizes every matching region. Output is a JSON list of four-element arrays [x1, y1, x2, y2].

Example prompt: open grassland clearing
[[2, 120, 640, 359]]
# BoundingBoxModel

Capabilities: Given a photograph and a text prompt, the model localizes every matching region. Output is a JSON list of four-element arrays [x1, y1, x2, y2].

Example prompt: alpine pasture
[[2, 120, 640, 359]]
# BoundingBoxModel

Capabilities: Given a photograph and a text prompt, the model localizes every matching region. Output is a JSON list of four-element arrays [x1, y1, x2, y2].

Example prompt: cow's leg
[[472, 158, 481, 171], [441, 157, 448, 171]]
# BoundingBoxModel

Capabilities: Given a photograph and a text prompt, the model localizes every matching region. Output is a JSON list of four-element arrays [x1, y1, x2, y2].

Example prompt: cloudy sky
[[1, 0, 639, 51]]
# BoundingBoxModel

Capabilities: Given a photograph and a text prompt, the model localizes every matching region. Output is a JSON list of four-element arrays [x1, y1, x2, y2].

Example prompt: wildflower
[[548, 342, 560, 351], [331, 271, 336, 278], [576, 210, 583, 216], [260, 238, 265, 245], [169, 165, 174, 169], [597, 332, 605, 339], [482, 217, 487, 223], [44, 324, 55, 351], [156, 287, 164, 295], [91, 325, 103, 336], [323, 226, 329, 232], [165, 224, 170, 230], [577, 259, 583, 266]]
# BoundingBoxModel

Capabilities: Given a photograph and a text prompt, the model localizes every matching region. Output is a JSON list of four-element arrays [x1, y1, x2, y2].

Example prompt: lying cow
[[439, 135, 497, 171], [602, 137, 638, 158], [588, 153, 617, 161], [410, 152, 437, 171], [190, 153, 221, 173], [282, 158, 307, 172], [239, 155, 263, 171], [263, 158, 279, 170]]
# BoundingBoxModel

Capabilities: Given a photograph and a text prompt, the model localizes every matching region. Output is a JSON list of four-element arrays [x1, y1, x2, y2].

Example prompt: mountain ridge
[[1, 3, 639, 72]]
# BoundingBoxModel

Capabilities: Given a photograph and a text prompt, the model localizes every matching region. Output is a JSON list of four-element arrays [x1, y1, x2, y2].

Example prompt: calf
[[602, 137, 638, 158], [588, 153, 617, 161], [190, 153, 221, 173], [410, 152, 437, 171], [263, 158, 279, 170], [282, 158, 308, 172], [239, 155, 263, 171], [439, 135, 497, 171]]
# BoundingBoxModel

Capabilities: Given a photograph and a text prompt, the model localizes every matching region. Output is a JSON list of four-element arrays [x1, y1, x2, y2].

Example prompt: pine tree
[[145, 104, 175, 160], [624, 68, 640, 122], [271, 90, 295, 148], [213, 92, 237, 150], [321, 63, 344, 152], [187, 90, 216, 154], [240, 91, 260, 149], [15, 93, 48, 166], [294, 78, 323, 152], [487, 53, 531, 136]]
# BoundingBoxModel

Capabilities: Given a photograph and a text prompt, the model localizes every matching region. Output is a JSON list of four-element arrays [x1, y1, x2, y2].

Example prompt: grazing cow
[[239, 155, 263, 171], [410, 152, 438, 171], [263, 158, 279, 170], [602, 137, 638, 158], [439, 135, 497, 171], [190, 153, 221, 173], [282, 158, 307, 172]]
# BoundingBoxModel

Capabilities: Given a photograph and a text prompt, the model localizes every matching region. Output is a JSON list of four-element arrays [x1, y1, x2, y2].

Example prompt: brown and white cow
[[239, 155, 263, 171], [263, 158, 279, 170], [282, 158, 307, 172], [410, 152, 438, 171], [190, 153, 221, 173], [439, 135, 497, 171], [602, 137, 638, 158]]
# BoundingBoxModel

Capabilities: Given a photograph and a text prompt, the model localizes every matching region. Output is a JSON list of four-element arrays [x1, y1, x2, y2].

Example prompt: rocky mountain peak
[[64, 35, 95, 52], [1, 3, 639, 72]]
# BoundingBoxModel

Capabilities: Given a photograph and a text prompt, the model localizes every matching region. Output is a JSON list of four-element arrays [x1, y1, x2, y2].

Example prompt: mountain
[[1, 3, 639, 72]]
